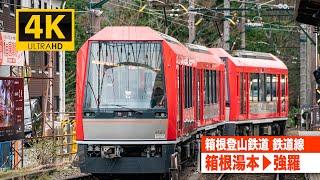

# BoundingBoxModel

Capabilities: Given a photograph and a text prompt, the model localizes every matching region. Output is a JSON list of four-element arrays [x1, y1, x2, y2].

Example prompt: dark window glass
[[189, 67, 193, 107], [272, 74, 278, 101], [250, 73, 259, 102], [184, 66, 188, 108], [204, 70, 210, 104], [240, 73, 245, 114], [266, 74, 272, 102], [55, 96, 60, 111], [184, 66, 193, 108], [0, 0, 4, 10], [281, 75, 286, 112], [259, 74, 266, 102], [44, 52, 48, 71], [55, 52, 59, 72], [16, 0, 20, 9], [9, 0, 14, 13], [84, 41, 165, 109], [210, 71, 213, 103], [213, 71, 217, 103], [44, 2, 47, 9]]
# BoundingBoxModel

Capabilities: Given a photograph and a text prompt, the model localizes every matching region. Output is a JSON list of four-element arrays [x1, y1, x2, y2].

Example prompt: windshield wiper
[[104, 104, 143, 114]]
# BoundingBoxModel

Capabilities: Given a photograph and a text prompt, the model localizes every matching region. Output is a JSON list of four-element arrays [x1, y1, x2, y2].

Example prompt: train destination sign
[[0, 77, 24, 142], [16, 9, 74, 51], [201, 136, 320, 173]]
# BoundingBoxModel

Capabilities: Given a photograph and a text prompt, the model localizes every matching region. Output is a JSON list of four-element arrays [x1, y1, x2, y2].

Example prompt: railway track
[[1, 167, 57, 180], [215, 173, 294, 180], [63, 174, 95, 180]]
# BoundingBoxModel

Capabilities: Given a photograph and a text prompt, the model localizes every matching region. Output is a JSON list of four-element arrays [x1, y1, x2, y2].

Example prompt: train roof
[[209, 48, 288, 72], [186, 44, 224, 70], [89, 26, 164, 41], [87, 26, 225, 69]]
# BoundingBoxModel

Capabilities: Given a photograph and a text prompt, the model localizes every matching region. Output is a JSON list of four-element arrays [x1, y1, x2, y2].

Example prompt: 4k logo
[[16, 9, 74, 51]]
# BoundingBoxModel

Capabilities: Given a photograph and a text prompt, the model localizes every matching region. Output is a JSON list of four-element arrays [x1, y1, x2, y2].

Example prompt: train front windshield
[[84, 41, 165, 110]]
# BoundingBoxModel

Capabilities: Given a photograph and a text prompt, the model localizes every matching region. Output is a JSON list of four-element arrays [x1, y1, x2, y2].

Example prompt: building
[[0, 0, 64, 114]]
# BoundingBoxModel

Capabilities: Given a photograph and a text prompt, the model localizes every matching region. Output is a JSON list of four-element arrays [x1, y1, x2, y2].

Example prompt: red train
[[75, 26, 288, 176]]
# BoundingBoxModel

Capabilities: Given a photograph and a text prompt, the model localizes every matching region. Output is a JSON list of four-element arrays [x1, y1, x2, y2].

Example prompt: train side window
[[204, 70, 217, 105], [281, 75, 285, 98], [184, 66, 188, 108], [266, 74, 272, 102], [184, 66, 193, 108], [272, 74, 278, 101], [249, 73, 259, 102], [259, 74, 266, 102], [240, 73, 246, 114], [190, 67, 193, 107], [281, 75, 286, 112], [204, 70, 210, 104], [215, 71, 219, 103]]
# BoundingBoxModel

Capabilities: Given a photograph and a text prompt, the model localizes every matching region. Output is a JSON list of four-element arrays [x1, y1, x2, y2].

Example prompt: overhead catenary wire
[[115, 0, 190, 24], [107, 2, 189, 28]]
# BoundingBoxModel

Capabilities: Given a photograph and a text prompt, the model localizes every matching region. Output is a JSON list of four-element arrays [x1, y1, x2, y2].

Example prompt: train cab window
[[184, 66, 193, 108], [84, 41, 166, 110], [250, 73, 259, 102]]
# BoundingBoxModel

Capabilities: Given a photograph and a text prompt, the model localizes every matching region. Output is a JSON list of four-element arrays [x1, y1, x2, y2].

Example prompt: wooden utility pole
[[188, 0, 195, 43], [300, 24, 308, 109], [300, 25, 318, 129], [223, 0, 230, 50], [240, 0, 246, 50]]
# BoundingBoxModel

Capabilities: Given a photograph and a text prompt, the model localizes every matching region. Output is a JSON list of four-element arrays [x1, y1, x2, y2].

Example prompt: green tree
[[65, 0, 90, 111]]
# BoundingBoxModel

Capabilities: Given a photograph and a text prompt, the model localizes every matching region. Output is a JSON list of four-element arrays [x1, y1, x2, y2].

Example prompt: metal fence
[[0, 112, 77, 171]]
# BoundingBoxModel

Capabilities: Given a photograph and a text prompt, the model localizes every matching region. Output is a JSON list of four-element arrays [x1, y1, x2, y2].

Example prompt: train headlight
[[155, 112, 167, 118], [84, 112, 95, 117]]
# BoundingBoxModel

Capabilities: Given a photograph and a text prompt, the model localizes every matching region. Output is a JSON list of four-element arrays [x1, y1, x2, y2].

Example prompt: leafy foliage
[[65, 0, 90, 110]]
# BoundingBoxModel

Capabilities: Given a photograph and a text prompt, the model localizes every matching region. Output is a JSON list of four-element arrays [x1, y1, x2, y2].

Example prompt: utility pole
[[188, 0, 195, 43], [240, 0, 246, 50], [223, 0, 230, 50], [300, 25, 318, 129], [59, 1, 67, 121], [59, 51, 65, 120], [300, 24, 307, 110]]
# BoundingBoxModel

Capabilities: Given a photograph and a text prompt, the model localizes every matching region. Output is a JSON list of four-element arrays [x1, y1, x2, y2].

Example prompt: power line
[[116, 0, 190, 24], [108, 2, 189, 28]]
